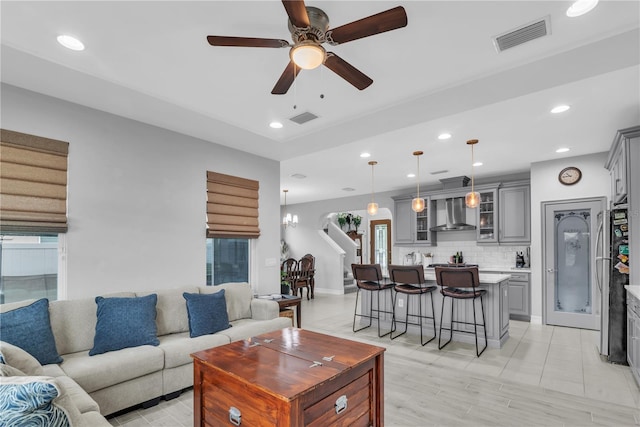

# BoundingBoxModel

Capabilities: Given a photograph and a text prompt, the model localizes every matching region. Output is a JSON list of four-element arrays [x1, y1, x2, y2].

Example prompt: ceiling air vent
[[289, 111, 318, 125], [493, 16, 550, 53]]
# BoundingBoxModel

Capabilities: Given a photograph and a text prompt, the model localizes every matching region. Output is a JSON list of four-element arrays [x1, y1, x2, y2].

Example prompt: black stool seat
[[435, 266, 488, 357], [388, 265, 437, 346], [358, 281, 395, 292]]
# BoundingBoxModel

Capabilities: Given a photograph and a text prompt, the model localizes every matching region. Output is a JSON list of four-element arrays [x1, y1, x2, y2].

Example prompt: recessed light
[[57, 34, 85, 51], [438, 133, 452, 140], [360, 152, 371, 158], [342, 187, 355, 192], [269, 121, 283, 129], [473, 162, 483, 167], [566, 0, 599, 17], [550, 105, 571, 114], [407, 173, 416, 178], [290, 173, 306, 179], [556, 148, 570, 153]]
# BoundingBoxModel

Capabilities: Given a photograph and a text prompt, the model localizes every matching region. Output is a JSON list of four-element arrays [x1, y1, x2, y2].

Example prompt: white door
[[543, 198, 605, 329]]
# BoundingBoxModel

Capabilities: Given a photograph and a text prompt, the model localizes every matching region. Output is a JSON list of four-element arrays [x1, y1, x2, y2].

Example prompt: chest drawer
[[305, 372, 371, 427]]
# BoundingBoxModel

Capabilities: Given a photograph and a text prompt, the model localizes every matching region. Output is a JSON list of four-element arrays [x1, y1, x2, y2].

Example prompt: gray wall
[[1, 84, 281, 299]]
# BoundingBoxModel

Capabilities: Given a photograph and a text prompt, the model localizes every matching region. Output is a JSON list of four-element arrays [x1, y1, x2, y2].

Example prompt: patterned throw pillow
[[0, 299, 62, 365], [89, 294, 160, 356], [183, 291, 231, 338], [0, 376, 77, 427]]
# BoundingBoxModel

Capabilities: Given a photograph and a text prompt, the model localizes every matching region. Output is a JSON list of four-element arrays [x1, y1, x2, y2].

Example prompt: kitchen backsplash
[[397, 241, 530, 269]]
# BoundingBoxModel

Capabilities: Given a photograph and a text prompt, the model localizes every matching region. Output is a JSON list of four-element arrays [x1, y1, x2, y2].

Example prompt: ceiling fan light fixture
[[290, 41, 326, 70]]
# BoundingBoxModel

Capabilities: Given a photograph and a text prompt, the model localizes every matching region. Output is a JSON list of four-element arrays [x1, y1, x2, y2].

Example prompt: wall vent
[[493, 16, 550, 52], [430, 170, 449, 175], [289, 111, 318, 124]]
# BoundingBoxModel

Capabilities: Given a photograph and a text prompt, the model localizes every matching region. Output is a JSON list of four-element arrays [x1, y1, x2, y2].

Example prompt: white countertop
[[424, 272, 511, 285], [625, 285, 640, 300]]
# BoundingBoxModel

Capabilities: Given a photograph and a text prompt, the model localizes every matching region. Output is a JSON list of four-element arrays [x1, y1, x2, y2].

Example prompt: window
[[206, 238, 249, 286], [0, 235, 60, 304], [0, 129, 69, 302]]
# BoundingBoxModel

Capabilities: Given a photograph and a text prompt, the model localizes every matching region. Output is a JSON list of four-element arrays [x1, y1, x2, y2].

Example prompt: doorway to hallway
[[370, 219, 391, 272]]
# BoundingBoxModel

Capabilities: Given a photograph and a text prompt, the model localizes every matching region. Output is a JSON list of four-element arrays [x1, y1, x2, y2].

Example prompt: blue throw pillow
[[0, 377, 71, 427], [183, 291, 231, 338], [0, 299, 62, 365], [89, 294, 160, 356]]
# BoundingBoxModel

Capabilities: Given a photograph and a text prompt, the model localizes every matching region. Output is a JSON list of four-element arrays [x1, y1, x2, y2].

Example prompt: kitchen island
[[363, 271, 511, 348]]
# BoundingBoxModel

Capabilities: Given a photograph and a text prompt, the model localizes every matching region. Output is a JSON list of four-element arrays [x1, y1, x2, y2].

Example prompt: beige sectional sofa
[[0, 282, 291, 424]]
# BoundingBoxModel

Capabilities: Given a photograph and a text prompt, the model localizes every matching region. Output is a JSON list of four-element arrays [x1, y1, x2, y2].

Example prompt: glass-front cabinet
[[393, 195, 436, 246], [477, 190, 498, 243]]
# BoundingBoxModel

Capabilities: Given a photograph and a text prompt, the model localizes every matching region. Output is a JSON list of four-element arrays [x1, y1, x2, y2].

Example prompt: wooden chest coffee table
[[191, 328, 385, 426]]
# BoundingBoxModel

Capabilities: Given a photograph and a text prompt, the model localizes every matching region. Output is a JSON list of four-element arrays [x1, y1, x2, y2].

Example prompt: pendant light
[[367, 161, 379, 215], [411, 151, 425, 213], [465, 139, 480, 208], [282, 189, 298, 228]]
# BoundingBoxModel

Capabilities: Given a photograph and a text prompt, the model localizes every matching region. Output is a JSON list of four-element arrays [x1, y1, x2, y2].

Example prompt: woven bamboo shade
[[206, 171, 260, 238]]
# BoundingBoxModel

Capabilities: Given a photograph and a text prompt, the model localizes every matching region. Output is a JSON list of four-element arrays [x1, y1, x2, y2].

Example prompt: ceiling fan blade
[[272, 61, 301, 95], [328, 6, 407, 45], [207, 35, 289, 48], [282, 0, 310, 28], [324, 53, 373, 90]]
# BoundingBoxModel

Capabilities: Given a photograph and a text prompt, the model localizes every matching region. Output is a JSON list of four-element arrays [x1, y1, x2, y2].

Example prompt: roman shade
[[0, 129, 69, 234], [206, 171, 260, 238]]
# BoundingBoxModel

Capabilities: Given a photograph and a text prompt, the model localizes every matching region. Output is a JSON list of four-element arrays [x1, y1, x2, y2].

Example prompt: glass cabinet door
[[415, 197, 431, 243], [477, 190, 497, 242]]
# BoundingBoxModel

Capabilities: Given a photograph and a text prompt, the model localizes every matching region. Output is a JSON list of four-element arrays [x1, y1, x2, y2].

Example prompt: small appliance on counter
[[515, 252, 525, 268]]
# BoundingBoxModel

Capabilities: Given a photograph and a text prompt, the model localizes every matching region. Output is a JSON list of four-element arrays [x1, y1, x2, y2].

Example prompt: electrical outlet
[[398, 299, 404, 308]]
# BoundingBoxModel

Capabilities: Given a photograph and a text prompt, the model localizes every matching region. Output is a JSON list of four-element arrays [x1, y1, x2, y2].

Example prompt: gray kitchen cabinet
[[393, 195, 436, 246], [627, 290, 640, 387], [499, 184, 530, 243], [609, 139, 628, 204], [506, 271, 530, 321], [477, 189, 498, 243]]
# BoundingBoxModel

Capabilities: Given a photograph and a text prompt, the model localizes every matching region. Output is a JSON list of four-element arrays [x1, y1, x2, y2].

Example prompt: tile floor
[[108, 292, 640, 426]]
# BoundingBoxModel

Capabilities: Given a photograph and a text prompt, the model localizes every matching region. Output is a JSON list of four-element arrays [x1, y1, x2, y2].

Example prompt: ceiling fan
[[207, 0, 408, 95]]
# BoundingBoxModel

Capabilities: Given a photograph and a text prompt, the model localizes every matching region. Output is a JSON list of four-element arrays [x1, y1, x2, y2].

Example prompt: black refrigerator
[[598, 207, 630, 363]]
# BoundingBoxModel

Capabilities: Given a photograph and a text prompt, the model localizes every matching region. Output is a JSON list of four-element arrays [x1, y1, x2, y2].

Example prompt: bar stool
[[351, 264, 395, 337], [388, 264, 437, 346], [435, 266, 487, 357]]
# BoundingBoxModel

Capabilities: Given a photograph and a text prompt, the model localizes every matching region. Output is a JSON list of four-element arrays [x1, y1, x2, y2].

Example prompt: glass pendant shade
[[282, 189, 298, 228], [465, 139, 480, 209], [465, 191, 480, 209], [412, 197, 425, 213], [367, 202, 379, 215]]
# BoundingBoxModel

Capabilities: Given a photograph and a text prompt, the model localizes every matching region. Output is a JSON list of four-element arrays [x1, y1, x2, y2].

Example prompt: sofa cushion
[[137, 287, 197, 336], [0, 299, 63, 365], [0, 341, 44, 376], [0, 376, 82, 427], [158, 332, 231, 369], [49, 298, 99, 356], [89, 294, 160, 356], [0, 364, 25, 377], [199, 282, 252, 322], [54, 375, 101, 414], [183, 291, 231, 338], [60, 346, 164, 394]]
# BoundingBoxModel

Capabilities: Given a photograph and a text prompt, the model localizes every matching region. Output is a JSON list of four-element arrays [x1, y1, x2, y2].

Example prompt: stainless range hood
[[430, 197, 476, 231]]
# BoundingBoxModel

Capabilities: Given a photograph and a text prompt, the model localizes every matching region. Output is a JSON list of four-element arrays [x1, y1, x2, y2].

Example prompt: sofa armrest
[[250, 299, 279, 320]]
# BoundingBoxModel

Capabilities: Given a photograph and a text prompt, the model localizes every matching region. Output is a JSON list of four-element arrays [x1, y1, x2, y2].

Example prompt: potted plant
[[353, 215, 362, 233], [280, 270, 290, 295], [337, 213, 347, 230]]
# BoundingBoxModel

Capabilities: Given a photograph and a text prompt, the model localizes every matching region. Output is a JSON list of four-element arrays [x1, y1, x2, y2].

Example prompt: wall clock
[[558, 166, 582, 185]]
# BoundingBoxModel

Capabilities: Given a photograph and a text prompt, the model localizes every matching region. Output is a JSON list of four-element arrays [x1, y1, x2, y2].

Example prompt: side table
[[277, 295, 302, 328]]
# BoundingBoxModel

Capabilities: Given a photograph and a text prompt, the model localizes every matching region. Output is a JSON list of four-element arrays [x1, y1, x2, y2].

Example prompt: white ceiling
[[1, 1, 639, 205]]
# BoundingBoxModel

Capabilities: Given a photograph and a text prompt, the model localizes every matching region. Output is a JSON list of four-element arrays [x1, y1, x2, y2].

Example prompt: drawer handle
[[229, 406, 241, 426], [335, 395, 348, 415]]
